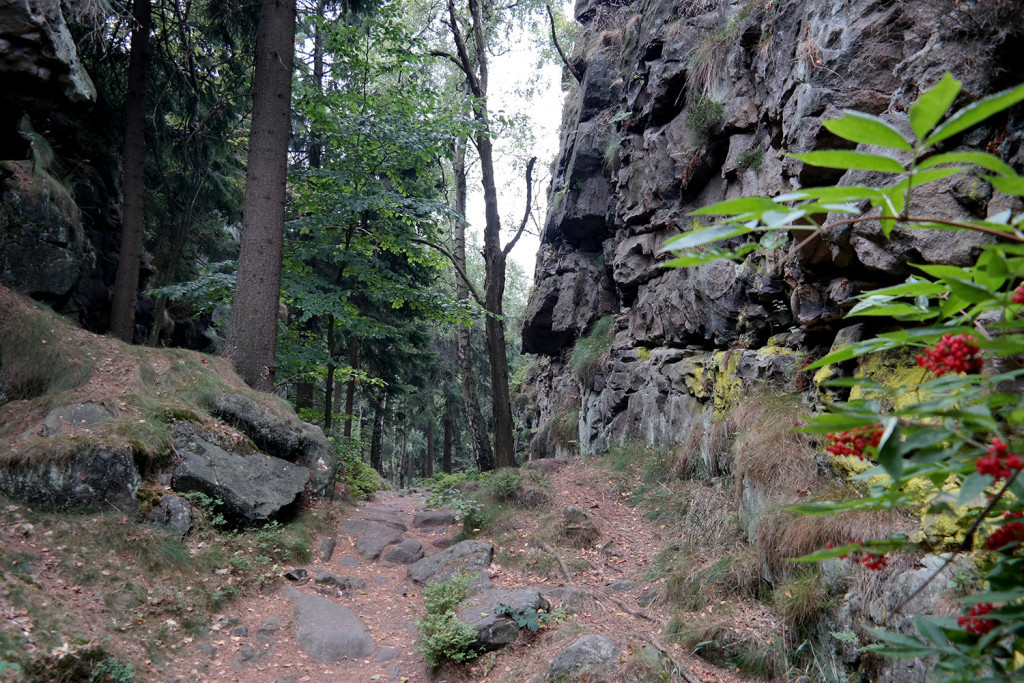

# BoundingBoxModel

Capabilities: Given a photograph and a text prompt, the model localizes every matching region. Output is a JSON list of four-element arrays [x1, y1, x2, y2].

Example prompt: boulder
[[548, 635, 619, 679], [146, 494, 191, 537], [212, 393, 336, 497], [285, 588, 375, 662], [0, 444, 139, 511], [407, 540, 494, 586], [381, 538, 424, 565], [412, 510, 456, 528], [312, 570, 366, 592], [170, 423, 308, 527], [354, 524, 404, 560], [456, 587, 550, 651], [19, 402, 111, 438]]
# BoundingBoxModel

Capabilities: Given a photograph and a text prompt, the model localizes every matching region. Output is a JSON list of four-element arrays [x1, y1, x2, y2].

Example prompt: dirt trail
[[164, 461, 741, 683]]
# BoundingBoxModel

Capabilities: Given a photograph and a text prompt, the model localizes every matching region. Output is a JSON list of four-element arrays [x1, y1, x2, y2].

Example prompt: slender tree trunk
[[442, 414, 452, 474], [425, 419, 434, 478], [399, 420, 408, 489], [225, 0, 296, 390], [452, 137, 494, 471], [343, 332, 359, 438], [370, 390, 387, 474], [110, 0, 151, 343], [296, 382, 314, 410], [324, 315, 336, 431]]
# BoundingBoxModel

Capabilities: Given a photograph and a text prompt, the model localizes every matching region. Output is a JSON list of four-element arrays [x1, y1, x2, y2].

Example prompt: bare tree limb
[[446, 0, 482, 97], [547, 4, 581, 84], [503, 156, 537, 258], [428, 49, 465, 73], [409, 237, 487, 308]]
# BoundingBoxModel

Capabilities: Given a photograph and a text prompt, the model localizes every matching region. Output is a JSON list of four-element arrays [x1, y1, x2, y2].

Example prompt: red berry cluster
[[825, 426, 883, 460], [958, 603, 996, 635], [826, 540, 889, 571], [1012, 283, 1024, 305], [916, 333, 983, 377], [976, 437, 1023, 480], [985, 511, 1024, 552]]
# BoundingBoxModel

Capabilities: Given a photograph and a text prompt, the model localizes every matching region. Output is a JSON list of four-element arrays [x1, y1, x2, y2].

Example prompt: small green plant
[[90, 655, 134, 682], [735, 146, 764, 170], [637, 346, 651, 362], [685, 93, 724, 140], [485, 470, 523, 501], [417, 573, 480, 666], [181, 490, 226, 528], [568, 315, 616, 387], [548, 406, 580, 449], [494, 603, 569, 632], [425, 473, 482, 522]]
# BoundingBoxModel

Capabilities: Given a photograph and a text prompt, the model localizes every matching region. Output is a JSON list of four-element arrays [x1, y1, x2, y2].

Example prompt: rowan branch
[[547, 4, 581, 84], [503, 156, 537, 257], [446, 0, 482, 97], [409, 237, 486, 309]]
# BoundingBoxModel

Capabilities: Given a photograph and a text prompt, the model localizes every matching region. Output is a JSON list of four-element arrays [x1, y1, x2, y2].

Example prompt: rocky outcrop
[[170, 423, 309, 527], [521, 0, 1024, 455], [456, 588, 550, 650], [407, 539, 495, 586], [0, 444, 139, 511], [0, 0, 96, 110], [213, 393, 337, 497]]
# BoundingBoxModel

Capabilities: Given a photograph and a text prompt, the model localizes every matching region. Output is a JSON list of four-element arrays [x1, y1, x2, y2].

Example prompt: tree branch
[[409, 237, 487, 309], [446, 0, 481, 97], [503, 156, 537, 257], [429, 49, 465, 73], [547, 4, 581, 84]]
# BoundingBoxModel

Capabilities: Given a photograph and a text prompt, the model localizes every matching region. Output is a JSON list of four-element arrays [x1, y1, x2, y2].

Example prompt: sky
[[463, 9, 571, 277]]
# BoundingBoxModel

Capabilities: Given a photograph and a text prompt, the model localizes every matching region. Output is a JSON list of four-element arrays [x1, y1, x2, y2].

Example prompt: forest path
[[165, 462, 741, 683]]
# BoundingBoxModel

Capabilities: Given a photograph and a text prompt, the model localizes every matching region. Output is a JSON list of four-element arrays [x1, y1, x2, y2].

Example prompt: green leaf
[[984, 173, 1024, 198], [690, 196, 781, 217], [876, 419, 902, 481], [926, 81, 1024, 147], [914, 615, 950, 647], [958, 472, 992, 507], [823, 111, 913, 150], [918, 151, 1017, 177], [910, 72, 961, 140], [790, 151, 905, 174], [791, 542, 864, 562], [661, 223, 753, 250]]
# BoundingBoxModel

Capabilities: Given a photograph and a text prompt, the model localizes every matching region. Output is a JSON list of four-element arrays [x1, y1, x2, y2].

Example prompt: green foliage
[[666, 72, 1024, 676], [735, 147, 764, 170], [494, 603, 568, 632], [333, 436, 381, 500], [685, 93, 724, 140], [417, 573, 480, 666], [484, 470, 523, 501], [568, 315, 616, 387], [425, 473, 482, 522]]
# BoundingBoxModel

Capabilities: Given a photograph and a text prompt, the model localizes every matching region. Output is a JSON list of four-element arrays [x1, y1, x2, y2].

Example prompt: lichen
[[712, 350, 743, 418]]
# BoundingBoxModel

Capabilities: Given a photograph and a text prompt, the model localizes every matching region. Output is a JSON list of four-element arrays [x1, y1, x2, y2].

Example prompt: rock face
[[0, 444, 139, 511], [0, 0, 96, 109], [170, 423, 309, 527], [520, 0, 1024, 459], [212, 393, 337, 497]]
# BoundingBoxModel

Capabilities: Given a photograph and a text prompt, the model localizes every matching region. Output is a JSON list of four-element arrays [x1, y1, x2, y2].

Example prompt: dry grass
[[756, 505, 908, 581], [666, 602, 788, 678], [728, 392, 819, 506]]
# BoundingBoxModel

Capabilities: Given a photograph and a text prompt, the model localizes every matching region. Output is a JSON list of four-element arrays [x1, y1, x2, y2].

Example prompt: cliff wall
[[521, 0, 1024, 458]]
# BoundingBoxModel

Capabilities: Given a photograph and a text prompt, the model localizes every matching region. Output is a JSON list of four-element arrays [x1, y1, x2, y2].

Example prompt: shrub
[[665, 72, 1024, 677], [417, 573, 480, 666]]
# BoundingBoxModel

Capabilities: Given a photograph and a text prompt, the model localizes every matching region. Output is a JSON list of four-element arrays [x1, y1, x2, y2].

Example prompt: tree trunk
[[452, 136, 494, 472], [296, 382, 314, 410], [370, 390, 387, 474], [224, 0, 296, 391], [343, 333, 359, 438], [476, 116, 516, 469], [324, 315, 335, 432], [425, 419, 434, 478], [110, 0, 151, 343], [399, 420, 408, 489], [442, 414, 452, 474]]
